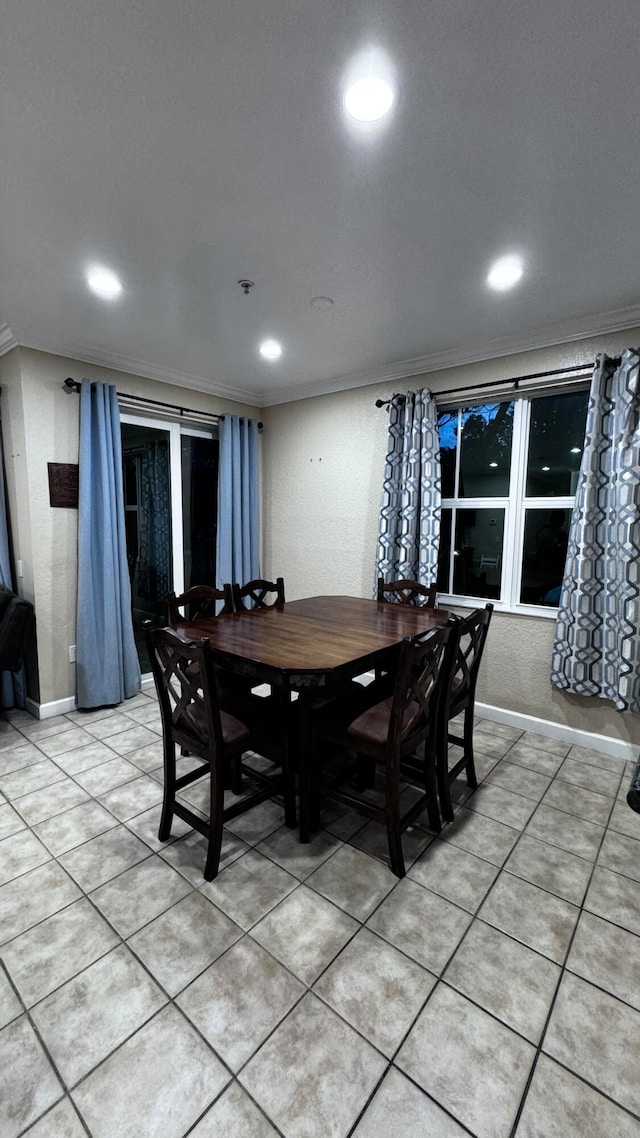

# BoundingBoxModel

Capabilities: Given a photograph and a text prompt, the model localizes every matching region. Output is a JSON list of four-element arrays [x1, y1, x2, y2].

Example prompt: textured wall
[[5, 347, 261, 706], [262, 326, 640, 746]]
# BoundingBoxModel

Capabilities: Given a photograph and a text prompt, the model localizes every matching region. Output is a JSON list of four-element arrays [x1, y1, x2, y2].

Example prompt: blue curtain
[[216, 416, 259, 591], [137, 440, 171, 604], [551, 349, 640, 711], [76, 380, 141, 707], [376, 389, 441, 589], [0, 427, 25, 708]]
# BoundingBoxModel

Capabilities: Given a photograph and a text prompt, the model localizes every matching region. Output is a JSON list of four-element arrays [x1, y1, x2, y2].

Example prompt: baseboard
[[476, 701, 637, 764], [26, 695, 77, 720]]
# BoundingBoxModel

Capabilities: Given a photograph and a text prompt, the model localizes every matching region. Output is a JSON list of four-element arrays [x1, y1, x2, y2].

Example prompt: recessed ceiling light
[[86, 264, 123, 300], [259, 339, 282, 361], [487, 254, 524, 291], [542, 465, 550, 471], [310, 296, 334, 310], [570, 446, 581, 454], [344, 77, 394, 122], [489, 462, 498, 468]]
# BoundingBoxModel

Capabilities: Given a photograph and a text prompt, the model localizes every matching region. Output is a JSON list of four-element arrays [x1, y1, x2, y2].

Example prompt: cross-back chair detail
[[166, 583, 233, 625], [145, 624, 283, 880], [232, 577, 285, 611], [437, 603, 493, 822], [377, 577, 437, 608], [311, 621, 457, 877]]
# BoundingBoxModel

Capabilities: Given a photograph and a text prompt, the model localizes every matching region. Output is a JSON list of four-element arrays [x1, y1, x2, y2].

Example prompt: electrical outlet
[[69, 645, 77, 663], [17, 560, 23, 578]]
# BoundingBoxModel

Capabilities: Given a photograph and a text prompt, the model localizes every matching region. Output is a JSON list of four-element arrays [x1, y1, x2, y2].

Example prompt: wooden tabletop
[[179, 594, 450, 678]]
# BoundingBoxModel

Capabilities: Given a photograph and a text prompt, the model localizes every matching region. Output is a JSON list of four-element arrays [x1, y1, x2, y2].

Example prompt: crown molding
[[0, 324, 18, 356], [258, 302, 640, 406], [6, 300, 640, 410], [13, 331, 258, 407]]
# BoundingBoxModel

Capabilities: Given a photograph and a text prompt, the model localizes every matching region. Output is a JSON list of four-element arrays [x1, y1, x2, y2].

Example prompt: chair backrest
[[144, 624, 224, 757], [232, 577, 285, 611], [0, 585, 35, 673], [449, 603, 493, 707], [377, 577, 437, 609], [387, 622, 455, 757], [166, 584, 233, 625]]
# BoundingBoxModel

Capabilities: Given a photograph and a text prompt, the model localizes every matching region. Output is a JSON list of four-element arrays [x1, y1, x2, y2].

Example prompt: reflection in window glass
[[526, 391, 588, 497], [520, 508, 570, 606], [437, 411, 458, 498], [452, 509, 505, 600], [436, 509, 452, 593], [459, 402, 514, 498]]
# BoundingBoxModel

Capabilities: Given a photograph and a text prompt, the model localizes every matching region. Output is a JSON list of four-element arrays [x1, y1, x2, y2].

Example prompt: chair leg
[[230, 755, 243, 797], [436, 734, 455, 824], [463, 706, 478, 789], [385, 786, 405, 879], [356, 753, 376, 791], [423, 745, 442, 833], [204, 760, 225, 881], [158, 736, 176, 842]]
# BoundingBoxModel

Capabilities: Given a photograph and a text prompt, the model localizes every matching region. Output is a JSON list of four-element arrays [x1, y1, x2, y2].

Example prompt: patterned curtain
[[376, 389, 441, 588], [137, 440, 172, 603], [551, 349, 640, 712]]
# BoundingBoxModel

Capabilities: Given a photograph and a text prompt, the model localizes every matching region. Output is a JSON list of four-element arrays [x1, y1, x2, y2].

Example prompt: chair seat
[[324, 694, 393, 754], [178, 701, 251, 750]]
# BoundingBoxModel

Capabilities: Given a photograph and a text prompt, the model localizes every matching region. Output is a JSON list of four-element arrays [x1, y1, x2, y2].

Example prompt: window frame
[[436, 384, 589, 619]]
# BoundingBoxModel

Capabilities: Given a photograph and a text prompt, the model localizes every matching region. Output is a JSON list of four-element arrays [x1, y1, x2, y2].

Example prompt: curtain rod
[[374, 358, 622, 408], [63, 379, 263, 429]]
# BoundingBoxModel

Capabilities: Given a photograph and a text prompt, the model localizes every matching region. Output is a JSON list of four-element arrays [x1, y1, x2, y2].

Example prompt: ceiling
[[1, 0, 639, 406]]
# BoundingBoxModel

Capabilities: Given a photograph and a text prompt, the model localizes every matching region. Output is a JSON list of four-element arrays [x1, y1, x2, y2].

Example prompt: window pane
[[181, 435, 219, 591], [437, 410, 458, 498], [453, 508, 504, 599], [459, 402, 514, 497], [526, 390, 588, 497], [436, 508, 452, 592], [520, 507, 570, 605]]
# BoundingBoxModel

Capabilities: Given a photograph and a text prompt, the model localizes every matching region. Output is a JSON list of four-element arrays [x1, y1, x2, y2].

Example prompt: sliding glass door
[[121, 414, 218, 673]]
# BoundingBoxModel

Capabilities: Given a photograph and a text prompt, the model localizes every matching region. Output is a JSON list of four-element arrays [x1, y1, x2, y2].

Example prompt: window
[[437, 388, 589, 613], [121, 414, 218, 673]]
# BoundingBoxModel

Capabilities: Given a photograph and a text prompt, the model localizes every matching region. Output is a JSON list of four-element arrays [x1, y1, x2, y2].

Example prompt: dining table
[[178, 594, 451, 841]]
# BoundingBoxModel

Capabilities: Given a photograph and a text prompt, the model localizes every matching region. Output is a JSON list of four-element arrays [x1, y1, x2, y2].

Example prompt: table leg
[[275, 678, 297, 830]]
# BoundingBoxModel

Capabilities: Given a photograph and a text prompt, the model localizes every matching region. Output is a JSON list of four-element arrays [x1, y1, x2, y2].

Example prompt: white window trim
[[437, 388, 586, 619]]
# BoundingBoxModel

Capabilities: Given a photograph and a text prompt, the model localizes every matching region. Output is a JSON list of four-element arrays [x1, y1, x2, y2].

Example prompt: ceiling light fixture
[[310, 296, 334, 310], [542, 465, 550, 471], [344, 76, 394, 122], [86, 264, 123, 300], [259, 339, 282, 361], [570, 446, 581, 454], [489, 462, 498, 468], [486, 254, 524, 292]]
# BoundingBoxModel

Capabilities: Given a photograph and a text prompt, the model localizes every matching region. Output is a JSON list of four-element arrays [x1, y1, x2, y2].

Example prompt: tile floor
[[1, 695, 640, 1137]]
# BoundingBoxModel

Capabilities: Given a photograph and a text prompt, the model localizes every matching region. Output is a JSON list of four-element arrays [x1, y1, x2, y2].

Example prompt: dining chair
[[232, 576, 285, 611], [167, 583, 233, 623], [377, 577, 437, 608], [145, 625, 284, 880], [437, 603, 493, 822], [311, 622, 457, 878]]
